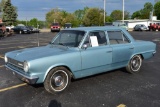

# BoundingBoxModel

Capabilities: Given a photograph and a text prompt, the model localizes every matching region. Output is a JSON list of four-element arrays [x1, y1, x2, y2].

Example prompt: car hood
[[7, 45, 72, 62]]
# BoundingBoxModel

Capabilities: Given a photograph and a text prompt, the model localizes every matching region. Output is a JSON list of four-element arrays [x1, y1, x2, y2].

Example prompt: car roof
[[62, 26, 123, 32], [136, 24, 145, 25]]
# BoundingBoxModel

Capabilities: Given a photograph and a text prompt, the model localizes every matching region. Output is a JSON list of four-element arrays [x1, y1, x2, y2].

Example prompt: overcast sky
[[11, 0, 155, 21]]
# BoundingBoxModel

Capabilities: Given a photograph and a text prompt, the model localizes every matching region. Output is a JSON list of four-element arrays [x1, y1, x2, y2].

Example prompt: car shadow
[[48, 100, 61, 107], [31, 68, 131, 89]]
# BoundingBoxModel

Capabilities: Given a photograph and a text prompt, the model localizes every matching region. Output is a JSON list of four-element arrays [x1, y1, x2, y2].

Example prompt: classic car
[[5, 26, 156, 94]]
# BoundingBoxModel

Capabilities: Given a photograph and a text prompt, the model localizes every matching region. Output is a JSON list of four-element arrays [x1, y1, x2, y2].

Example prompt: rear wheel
[[126, 55, 142, 74], [44, 67, 71, 94]]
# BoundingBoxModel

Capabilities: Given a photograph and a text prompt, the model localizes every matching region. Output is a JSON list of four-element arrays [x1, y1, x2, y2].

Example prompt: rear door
[[107, 30, 134, 65]]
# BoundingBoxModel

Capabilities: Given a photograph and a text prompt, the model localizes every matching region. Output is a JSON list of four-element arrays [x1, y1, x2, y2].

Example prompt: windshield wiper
[[49, 42, 54, 44]]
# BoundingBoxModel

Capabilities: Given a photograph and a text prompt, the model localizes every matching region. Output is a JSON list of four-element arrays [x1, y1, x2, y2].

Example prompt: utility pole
[[104, 0, 106, 25], [122, 0, 124, 23], [26, 17, 27, 26]]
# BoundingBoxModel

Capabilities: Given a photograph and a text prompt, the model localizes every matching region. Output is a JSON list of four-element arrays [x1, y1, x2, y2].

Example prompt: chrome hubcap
[[54, 76, 63, 87], [50, 70, 69, 91], [131, 56, 141, 71]]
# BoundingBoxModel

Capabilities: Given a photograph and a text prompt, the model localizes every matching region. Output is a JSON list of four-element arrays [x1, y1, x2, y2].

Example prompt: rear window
[[107, 31, 130, 45]]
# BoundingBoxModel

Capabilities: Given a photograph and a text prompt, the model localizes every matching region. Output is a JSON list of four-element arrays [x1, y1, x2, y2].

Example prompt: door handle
[[129, 47, 134, 49], [106, 51, 112, 53]]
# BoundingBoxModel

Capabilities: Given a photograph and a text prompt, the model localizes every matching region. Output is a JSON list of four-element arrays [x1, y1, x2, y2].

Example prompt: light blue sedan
[[5, 26, 156, 94]]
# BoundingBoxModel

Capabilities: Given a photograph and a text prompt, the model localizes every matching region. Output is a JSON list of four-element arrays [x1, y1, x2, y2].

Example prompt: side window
[[84, 31, 107, 47], [107, 31, 130, 45]]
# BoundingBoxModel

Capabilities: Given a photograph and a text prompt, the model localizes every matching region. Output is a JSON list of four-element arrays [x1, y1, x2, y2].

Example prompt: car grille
[[7, 57, 24, 70]]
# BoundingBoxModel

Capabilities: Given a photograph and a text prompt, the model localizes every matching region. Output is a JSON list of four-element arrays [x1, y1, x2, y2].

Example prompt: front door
[[80, 31, 112, 76]]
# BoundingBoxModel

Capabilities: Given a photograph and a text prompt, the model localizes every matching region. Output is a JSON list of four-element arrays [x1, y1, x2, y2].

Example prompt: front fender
[[42, 63, 73, 82]]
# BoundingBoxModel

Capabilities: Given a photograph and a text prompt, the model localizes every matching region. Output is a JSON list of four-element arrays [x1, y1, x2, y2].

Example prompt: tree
[[154, 1, 160, 20], [131, 2, 153, 19], [0, 0, 7, 18], [82, 8, 104, 26], [106, 16, 113, 22], [140, 2, 153, 19], [74, 7, 89, 25], [2, 0, 18, 25], [29, 18, 39, 28], [0, 0, 6, 12], [131, 11, 141, 19], [110, 10, 122, 21], [124, 11, 130, 19], [46, 8, 63, 27], [46, 8, 79, 27]]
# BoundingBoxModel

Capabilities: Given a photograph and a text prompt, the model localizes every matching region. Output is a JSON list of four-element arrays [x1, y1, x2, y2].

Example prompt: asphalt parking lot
[[0, 31, 160, 107]]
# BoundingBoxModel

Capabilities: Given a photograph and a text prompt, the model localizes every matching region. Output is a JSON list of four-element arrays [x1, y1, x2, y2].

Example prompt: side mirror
[[82, 44, 88, 49]]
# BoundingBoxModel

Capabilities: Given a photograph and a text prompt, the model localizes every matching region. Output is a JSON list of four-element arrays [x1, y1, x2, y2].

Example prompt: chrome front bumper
[[153, 51, 156, 56], [5, 65, 39, 84]]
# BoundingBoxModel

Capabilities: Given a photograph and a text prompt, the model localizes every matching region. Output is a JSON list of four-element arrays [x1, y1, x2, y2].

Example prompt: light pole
[[104, 0, 106, 25], [122, 0, 124, 23]]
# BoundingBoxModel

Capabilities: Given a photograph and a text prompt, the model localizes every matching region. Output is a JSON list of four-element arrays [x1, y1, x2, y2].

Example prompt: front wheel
[[44, 67, 71, 94], [126, 55, 142, 74]]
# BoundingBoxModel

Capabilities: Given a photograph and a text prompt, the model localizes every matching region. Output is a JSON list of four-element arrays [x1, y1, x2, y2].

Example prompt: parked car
[[5, 26, 156, 94], [134, 24, 149, 31], [26, 26, 33, 33], [0, 29, 4, 38], [50, 23, 60, 32], [148, 23, 160, 31], [12, 26, 31, 34], [104, 22, 113, 26], [156, 23, 160, 31], [0, 23, 6, 34], [118, 23, 128, 31], [64, 23, 72, 29], [26, 26, 40, 33], [6, 25, 14, 31], [32, 27, 40, 33]]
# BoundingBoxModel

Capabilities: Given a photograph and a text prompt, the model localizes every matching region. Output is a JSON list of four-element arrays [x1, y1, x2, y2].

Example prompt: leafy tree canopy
[[131, 2, 153, 19], [154, 1, 160, 20], [82, 8, 104, 26], [2, 0, 18, 25]]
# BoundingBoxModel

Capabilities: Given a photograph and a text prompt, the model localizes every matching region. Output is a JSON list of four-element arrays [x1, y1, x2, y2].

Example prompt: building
[[113, 17, 160, 31]]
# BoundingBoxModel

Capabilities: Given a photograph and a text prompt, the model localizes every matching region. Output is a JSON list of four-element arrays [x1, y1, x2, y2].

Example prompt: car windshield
[[52, 30, 85, 47]]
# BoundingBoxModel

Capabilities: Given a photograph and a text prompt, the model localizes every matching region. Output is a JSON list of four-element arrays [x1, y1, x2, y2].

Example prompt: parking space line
[[0, 55, 4, 59], [0, 65, 4, 68], [117, 104, 126, 107], [0, 83, 27, 92]]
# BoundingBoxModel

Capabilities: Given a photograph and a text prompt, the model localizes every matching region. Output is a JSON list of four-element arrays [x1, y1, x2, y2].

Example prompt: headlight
[[24, 61, 29, 72], [4, 55, 8, 63]]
